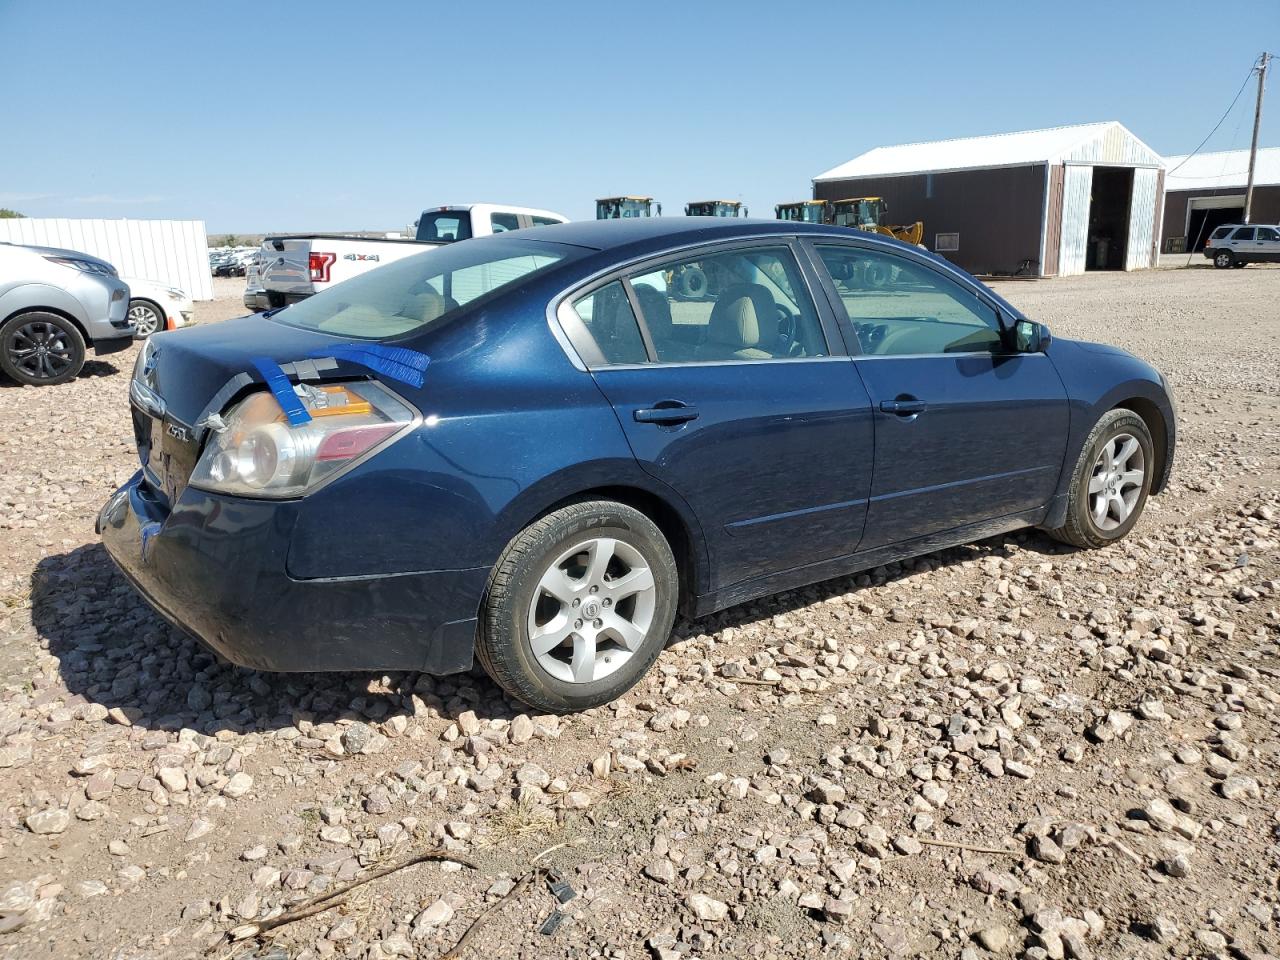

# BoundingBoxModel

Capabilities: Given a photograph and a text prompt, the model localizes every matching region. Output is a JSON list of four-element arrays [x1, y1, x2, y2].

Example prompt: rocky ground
[[0, 267, 1277, 960]]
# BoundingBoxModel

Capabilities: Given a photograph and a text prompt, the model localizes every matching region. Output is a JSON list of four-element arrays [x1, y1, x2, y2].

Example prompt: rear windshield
[[275, 238, 569, 339], [416, 211, 473, 242]]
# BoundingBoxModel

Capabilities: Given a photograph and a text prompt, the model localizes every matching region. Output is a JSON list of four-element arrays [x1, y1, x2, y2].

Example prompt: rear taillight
[[308, 252, 336, 283]]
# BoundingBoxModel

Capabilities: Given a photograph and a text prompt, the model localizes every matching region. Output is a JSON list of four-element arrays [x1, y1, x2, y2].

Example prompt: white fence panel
[[0, 218, 213, 300], [1058, 165, 1093, 276]]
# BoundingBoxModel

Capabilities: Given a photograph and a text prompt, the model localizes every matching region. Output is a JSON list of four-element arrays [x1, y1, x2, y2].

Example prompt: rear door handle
[[880, 399, 927, 415], [634, 402, 699, 425]]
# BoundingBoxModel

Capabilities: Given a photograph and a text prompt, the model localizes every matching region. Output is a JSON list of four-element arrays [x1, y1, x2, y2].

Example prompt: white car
[[123, 277, 195, 338]]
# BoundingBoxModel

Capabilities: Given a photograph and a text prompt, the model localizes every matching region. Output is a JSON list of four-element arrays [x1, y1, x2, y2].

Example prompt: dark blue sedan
[[99, 219, 1176, 712]]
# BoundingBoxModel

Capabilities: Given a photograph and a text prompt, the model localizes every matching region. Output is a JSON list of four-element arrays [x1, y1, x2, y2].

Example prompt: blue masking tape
[[312, 343, 430, 389], [252, 357, 312, 425]]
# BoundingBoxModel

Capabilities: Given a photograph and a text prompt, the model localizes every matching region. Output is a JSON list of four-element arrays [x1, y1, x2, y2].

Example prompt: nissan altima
[[99, 219, 1176, 712]]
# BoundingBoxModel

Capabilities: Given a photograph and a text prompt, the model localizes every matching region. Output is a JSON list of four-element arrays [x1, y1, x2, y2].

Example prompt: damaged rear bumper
[[98, 471, 486, 674]]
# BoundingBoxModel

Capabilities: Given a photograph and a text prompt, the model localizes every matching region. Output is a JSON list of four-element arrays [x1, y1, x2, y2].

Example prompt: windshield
[[275, 238, 570, 339], [777, 205, 808, 222], [597, 199, 651, 219], [416, 211, 473, 242]]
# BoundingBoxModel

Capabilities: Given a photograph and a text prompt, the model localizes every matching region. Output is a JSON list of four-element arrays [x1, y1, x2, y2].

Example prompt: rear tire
[[1044, 409, 1154, 549], [478, 501, 678, 713], [0, 311, 86, 386], [1213, 250, 1234, 269]]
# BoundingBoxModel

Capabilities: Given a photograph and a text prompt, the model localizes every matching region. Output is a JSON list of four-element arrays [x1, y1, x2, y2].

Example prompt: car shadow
[[33, 529, 1068, 735], [669, 526, 1067, 640], [0, 360, 121, 388]]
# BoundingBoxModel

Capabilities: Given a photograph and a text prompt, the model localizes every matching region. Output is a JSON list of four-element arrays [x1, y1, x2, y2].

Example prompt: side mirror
[[1013, 319, 1050, 352]]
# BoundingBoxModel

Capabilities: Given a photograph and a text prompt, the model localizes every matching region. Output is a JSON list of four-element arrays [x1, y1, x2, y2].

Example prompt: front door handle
[[634, 402, 699, 425], [880, 398, 927, 416]]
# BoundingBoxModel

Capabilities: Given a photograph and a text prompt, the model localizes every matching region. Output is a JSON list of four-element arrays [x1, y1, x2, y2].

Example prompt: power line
[[1167, 56, 1262, 175]]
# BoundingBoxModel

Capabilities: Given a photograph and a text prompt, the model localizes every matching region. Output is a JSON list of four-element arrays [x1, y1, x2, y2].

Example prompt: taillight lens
[[308, 252, 336, 282], [188, 382, 416, 498]]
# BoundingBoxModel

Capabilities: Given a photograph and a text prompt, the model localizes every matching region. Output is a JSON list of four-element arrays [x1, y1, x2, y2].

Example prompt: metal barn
[[813, 122, 1165, 277], [1160, 147, 1280, 253], [0, 217, 213, 301]]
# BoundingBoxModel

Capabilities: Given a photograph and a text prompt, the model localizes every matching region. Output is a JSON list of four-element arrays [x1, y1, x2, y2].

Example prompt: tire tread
[[477, 500, 677, 713], [1045, 409, 1152, 549]]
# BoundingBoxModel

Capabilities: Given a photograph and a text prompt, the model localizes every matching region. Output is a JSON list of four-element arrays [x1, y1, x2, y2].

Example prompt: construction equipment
[[596, 197, 661, 219], [829, 197, 924, 246], [775, 200, 829, 223], [685, 200, 747, 217]]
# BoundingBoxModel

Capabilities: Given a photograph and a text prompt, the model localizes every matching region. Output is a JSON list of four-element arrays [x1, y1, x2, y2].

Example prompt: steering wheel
[[774, 303, 806, 356]]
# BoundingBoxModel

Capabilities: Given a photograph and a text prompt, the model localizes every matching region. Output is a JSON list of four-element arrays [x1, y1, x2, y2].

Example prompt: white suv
[[0, 242, 134, 385], [1203, 224, 1280, 268]]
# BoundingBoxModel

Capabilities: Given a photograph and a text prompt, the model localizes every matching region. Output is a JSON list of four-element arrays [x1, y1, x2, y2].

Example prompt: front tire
[[1045, 409, 1154, 549], [478, 501, 678, 713], [0, 311, 87, 386], [128, 299, 164, 338], [1213, 251, 1234, 269]]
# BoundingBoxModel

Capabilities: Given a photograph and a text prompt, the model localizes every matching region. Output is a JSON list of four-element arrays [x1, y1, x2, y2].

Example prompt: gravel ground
[[0, 267, 1277, 960]]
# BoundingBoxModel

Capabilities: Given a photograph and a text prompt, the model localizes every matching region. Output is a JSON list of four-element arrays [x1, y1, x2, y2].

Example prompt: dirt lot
[[0, 267, 1277, 960]]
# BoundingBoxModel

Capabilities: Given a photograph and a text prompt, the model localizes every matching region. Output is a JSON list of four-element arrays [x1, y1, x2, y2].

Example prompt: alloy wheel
[[7, 320, 75, 381], [1087, 433, 1145, 531], [526, 537, 657, 684], [128, 301, 162, 337]]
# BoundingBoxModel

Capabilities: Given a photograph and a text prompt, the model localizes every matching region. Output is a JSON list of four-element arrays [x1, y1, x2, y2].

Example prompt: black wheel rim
[[8, 321, 74, 380]]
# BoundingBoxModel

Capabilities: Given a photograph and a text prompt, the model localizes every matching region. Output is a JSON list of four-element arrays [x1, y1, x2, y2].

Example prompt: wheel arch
[[1113, 396, 1171, 494], [2, 304, 92, 346], [129, 297, 168, 331], [492, 473, 711, 618]]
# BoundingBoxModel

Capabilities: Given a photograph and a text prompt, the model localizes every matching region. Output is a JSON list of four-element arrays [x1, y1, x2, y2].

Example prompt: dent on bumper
[[98, 473, 487, 673]]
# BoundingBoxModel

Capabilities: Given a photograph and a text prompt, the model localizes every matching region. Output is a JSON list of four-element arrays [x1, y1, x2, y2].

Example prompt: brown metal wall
[[813, 164, 1047, 276], [1042, 164, 1065, 276], [1161, 185, 1280, 245]]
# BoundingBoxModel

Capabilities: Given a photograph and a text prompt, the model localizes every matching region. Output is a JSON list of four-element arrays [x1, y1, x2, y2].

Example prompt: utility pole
[[1244, 52, 1271, 224]]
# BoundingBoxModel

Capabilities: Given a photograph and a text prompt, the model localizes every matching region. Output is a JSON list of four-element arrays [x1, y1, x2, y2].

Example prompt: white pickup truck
[[257, 203, 568, 307]]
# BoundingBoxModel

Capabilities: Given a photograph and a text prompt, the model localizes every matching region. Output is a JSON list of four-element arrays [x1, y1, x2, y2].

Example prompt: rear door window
[[626, 246, 827, 363], [1230, 227, 1256, 241], [490, 212, 521, 233], [570, 281, 647, 365]]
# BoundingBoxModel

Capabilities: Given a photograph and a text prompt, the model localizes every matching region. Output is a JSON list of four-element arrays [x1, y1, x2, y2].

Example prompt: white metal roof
[[1164, 147, 1280, 192], [814, 121, 1162, 181]]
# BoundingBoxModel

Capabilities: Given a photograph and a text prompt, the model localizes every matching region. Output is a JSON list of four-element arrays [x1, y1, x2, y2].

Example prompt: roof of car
[[519, 217, 870, 253]]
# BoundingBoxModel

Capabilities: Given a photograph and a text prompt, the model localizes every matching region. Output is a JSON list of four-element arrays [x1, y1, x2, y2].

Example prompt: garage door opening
[[1186, 202, 1245, 252], [1086, 167, 1133, 270]]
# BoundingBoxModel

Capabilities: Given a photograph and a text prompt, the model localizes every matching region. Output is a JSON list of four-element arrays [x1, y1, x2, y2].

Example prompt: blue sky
[[1, 0, 1275, 232]]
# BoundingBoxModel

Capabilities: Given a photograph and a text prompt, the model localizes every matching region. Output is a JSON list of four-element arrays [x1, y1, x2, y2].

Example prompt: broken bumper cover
[[97, 471, 487, 674]]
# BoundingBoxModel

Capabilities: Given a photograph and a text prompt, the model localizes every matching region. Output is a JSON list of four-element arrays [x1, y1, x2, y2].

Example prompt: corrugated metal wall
[[1042, 164, 1065, 277], [813, 165, 1046, 276], [1062, 126, 1164, 167], [1125, 167, 1160, 270], [1059, 166, 1094, 276], [0, 218, 212, 301]]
